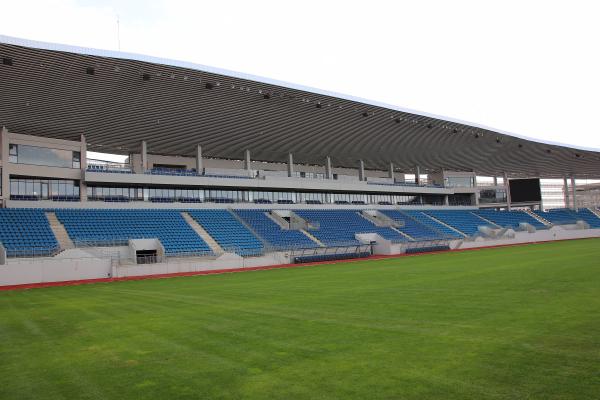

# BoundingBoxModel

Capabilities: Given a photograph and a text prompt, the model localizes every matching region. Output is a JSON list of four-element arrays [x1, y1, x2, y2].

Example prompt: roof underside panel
[[0, 42, 599, 178]]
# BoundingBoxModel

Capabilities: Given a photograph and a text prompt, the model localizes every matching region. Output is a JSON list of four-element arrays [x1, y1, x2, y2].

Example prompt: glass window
[[72, 151, 81, 169], [9, 144, 18, 163], [9, 144, 80, 168], [445, 176, 475, 188]]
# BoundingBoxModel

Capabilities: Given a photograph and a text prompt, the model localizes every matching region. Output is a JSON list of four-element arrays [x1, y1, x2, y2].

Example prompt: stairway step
[[45, 212, 74, 250], [300, 229, 325, 247], [182, 212, 224, 254]]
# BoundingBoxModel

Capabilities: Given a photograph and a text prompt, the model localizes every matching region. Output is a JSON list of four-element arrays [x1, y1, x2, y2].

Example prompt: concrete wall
[[0, 256, 112, 286], [112, 252, 289, 279], [451, 226, 600, 249], [0, 130, 86, 202]]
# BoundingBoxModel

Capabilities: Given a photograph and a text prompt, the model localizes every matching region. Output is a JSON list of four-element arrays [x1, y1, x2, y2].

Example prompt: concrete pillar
[[444, 195, 449, 206], [1, 127, 9, 202], [358, 160, 365, 182], [244, 149, 251, 170], [79, 134, 87, 201], [504, 172, 512, 211], [388, 162, 395, 181], [196, 145, 203, 174], [415, 166, 421, 185], [493, 176, 498, 186], [325, 156, 332, 179], [571, 177, 578, 211], [563, 177, 570, 209], [287, 153, 294, 177], [141, 140, 148, 172]]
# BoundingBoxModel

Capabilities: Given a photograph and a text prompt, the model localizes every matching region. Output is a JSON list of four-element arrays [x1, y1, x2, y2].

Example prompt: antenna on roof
[[116, 14, 121, 51]]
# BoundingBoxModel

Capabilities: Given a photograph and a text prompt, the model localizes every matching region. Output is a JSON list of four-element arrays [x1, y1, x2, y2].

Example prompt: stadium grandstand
[[1, 34, 600, 286]]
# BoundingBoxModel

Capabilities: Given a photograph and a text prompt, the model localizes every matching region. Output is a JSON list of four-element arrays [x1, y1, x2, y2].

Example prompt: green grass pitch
[[1, 239, 599, 399]]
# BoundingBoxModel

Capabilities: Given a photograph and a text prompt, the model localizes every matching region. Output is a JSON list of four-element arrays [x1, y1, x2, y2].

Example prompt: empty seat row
[[189, 210, 264, 256], [295, 210, 408, 246], [234, 210, 320, 250], [55, 209, 212, 256], [0, 209, 59, 257]]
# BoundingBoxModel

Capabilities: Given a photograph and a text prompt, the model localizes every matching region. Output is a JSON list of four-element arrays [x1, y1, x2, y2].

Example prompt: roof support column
[[444, 195, 449, 206], [325, 156, 332, 180], [358, 160, 365, 182], [1, 127, 9, 204], [493, 176, 498, 186], [473, 174, 479, 207], [571, 176, 578, 212], [415, 166, 421, 185], [244, 150, 251, 171], [141, 140, 148, 173], [563, 176, 570, 209], [196, 145, 204, 175], [79, 134, 87, 202], [287, 153, 294, 177], [388, 162, 395, 181], [504, 172, 512, 211]]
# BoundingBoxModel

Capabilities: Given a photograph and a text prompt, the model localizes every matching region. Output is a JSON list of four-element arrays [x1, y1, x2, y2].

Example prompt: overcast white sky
[[1, 0, 600, 151]]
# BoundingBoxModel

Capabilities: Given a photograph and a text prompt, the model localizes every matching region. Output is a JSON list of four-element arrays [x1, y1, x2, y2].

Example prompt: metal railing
[[86, 159, 133, 173]]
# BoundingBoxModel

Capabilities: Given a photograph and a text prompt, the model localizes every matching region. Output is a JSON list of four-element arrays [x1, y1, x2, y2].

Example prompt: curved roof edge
[[1, 34, 598, 153]]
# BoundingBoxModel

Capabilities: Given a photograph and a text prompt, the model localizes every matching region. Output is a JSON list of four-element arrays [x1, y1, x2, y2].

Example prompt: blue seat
[[475, 209, 547, 229], [0, 209, 59, 257], [55, 209, 212, 256], [424, 210, 494, 236], [189, 210, 264, 256], [235, 210, 320, 250], [295, 210, 408, 246]]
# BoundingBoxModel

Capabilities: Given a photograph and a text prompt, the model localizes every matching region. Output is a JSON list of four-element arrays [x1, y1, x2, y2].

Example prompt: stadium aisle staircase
[[234, 210, 319, 250], [380, 210, 448, 241], [188, 210, 264, 256], [181, 212, 224, 254], [402, 210, 465, 239], [55, 209, 212, 256], [473, 209, 547, 230], [0, 209, 60, 257], [45, 212, 75, 250], [424, 210, 496, 236], [294, 210, 408, 246], [535, 208, 600, 228]]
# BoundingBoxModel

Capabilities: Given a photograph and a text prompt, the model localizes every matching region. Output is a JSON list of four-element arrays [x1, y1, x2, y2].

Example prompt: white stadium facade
[[1, 35, 599, 287]]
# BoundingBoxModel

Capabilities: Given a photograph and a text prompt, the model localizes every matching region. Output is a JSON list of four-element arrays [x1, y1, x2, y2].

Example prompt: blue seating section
[[535, 208, 600, 228], [295, 210, 408, 246], [534, 209, 577, 225], [55, 209, 212, 256], [234, 210, 319, 250], [402, 210, 465, 238], [0, 209, 59, 257], [4, 207, 597, 259], [381, 210, 449, 240], [189, 210, 264, 256], [425, 210, 495, 236], [474, 210, 547, 229], [575, 209, 600, 228]]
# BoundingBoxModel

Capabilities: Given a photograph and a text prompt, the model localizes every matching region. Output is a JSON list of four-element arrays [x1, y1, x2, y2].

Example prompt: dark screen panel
[[509, 178, 541, 203]]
